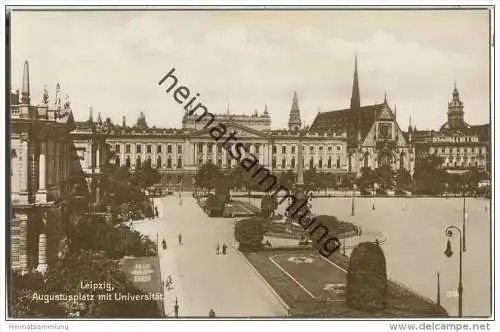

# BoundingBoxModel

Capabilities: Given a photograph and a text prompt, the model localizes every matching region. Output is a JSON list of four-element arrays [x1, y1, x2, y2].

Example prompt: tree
[[195, 163, 223, 192], [112, 165, 131, 183], [346, 241, 388, 311], [413, 155, 447, 195], [260, 194, 276, 219], [136, 160, 161, 190], [278, 170, 295, 189], [234, 217, 265, 252]]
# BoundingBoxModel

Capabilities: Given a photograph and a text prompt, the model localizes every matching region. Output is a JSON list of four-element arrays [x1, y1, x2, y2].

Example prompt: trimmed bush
[[205, 195, 226, 217], [314, 215, 357, 236], [234, 217, 265, 252], [346, 241, 388, 311]]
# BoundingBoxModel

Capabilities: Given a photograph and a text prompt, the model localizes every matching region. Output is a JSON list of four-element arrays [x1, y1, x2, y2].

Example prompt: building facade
[[72, 93, 349, 189], [310, 57, 415, 177], [10, 61, 76, 273], [413, 84, 490, 173]]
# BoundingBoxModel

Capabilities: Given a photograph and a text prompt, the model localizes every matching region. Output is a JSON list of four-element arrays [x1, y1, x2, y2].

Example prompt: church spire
[[21, 60, 30, 104], [350, 55, 360, 110], [88, 106, 93, 123], [288, 91, 302, 131]]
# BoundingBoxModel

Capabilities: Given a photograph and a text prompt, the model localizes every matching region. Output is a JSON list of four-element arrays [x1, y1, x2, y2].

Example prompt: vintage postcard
[[3, 4, 495, 328]]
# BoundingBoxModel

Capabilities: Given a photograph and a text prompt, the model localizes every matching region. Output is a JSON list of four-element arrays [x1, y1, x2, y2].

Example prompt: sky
[[10, 9, 491, 130]]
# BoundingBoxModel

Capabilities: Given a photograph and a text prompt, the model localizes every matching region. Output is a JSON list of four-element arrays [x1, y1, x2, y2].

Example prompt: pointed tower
[[350, 55, 361, 110], [288, 91, 302, 131], [447, 82, 465, 130], [88, 106, 94, 123], [21, 60, 30, 104]]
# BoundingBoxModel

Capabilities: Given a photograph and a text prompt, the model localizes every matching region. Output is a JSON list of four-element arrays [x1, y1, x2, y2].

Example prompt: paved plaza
[[132, 194, 288, 317], [262, 196, 491, 317], [134, 194, 490, 318]]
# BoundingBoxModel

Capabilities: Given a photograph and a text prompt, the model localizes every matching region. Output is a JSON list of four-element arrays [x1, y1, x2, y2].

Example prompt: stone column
[[18, 215, 29, 272], [54, 141, 60, 188], [36, 214, 48, 274], [222, 145, 227, 168], [203, 143, 208, 164], [21, 140, 29, 192], [37, 141, 47, 202], [96, 143, 101, 169]]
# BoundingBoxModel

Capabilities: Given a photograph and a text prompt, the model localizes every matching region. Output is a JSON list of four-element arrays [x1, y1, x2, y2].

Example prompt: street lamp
[[351, 184, 356, 216], [444, 225, 463, 317], [462, 185, 467, 252]]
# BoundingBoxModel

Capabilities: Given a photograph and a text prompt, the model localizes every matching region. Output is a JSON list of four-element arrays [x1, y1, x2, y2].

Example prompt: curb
[[232, 245, 291, 316]]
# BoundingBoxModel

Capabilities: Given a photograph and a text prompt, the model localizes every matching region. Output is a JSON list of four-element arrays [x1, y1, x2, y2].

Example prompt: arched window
[[217, 159, 222, 167], [167, 157, 172, 168], [126, 156, 131, 168], [399, 152, 405, 170], [291, 157, 296, 169], [379, 151, 392, 168], [309, 157, 314, 169], [328, 157, 332, 168], [272, 157, 277, 168], [177, 157, 183, 168], [157, 156, 162, 169], [115, 155, 120, 167], [136, 156, 142, 169], [281, 158, 286, 169], [363, 152, 369, 168], [319, 158, 323, 169], [336, 157, 341, 169]]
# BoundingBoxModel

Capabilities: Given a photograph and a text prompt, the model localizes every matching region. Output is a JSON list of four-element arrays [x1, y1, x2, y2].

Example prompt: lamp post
[[444, 225, 463, 317], [462, 185, 467, 252], [436, 271, 441, 307], [351, 184, 356, 216]]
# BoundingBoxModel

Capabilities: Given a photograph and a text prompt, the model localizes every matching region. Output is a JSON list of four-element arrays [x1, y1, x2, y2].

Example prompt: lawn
[[245, 249, 448, 317]]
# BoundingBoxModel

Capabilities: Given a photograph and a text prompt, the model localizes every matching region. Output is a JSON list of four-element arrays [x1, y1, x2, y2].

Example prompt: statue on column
[[42, 85, 49, 105]]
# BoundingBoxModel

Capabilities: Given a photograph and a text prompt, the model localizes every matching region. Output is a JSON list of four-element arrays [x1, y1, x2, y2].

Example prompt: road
[[132, 193, 288, 318]]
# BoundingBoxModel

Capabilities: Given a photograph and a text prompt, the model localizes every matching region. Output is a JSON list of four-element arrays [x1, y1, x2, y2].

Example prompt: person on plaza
[[222, 243, 227, 255], [208, 309, 216, 318], [166, 275, 174, 289], [162, 238, 167, 250], [215, 241, 220, 255], [155, 206, 159, 218], [178, 233, 183, 245]]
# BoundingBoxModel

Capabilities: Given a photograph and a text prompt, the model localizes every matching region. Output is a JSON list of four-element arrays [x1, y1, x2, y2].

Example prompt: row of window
[[196, 157, 343, 169], [114, 143, 344, 155], [432, 147, 485, 155], [118, 155, 183, 169], [116, 144, 183, 154]]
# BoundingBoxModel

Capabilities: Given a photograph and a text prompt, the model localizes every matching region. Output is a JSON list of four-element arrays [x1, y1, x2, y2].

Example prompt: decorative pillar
[[21, 139, 29, 193], [96, 143, 101, 169], [36, 214, 48, 274], [203, 143, 207, 164], [16, 215, 29, 272], [54, 140, 60, 188], [36, 141, 47, 203]]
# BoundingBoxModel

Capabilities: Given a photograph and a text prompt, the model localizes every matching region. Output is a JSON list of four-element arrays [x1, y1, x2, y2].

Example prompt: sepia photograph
[[3, 3, 495, 326]]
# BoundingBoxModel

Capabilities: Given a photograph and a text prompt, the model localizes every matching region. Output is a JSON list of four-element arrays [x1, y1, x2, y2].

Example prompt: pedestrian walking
[[215, 241, 220, 255], [208, 309, 216, 318], [162, 238, 167, 250], [222, 243, 227, 255], [178, 233, 183, 245]]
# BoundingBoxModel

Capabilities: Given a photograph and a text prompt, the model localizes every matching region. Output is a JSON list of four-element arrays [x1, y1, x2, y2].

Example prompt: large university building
[[412, 84, 490, 173], [72, 92, 349, 189], [310, 57, 415, 176], [10, 61, 77, 273]]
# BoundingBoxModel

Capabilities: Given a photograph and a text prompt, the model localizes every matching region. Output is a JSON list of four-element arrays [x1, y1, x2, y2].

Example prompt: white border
[[1, 2, 497, 332]]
